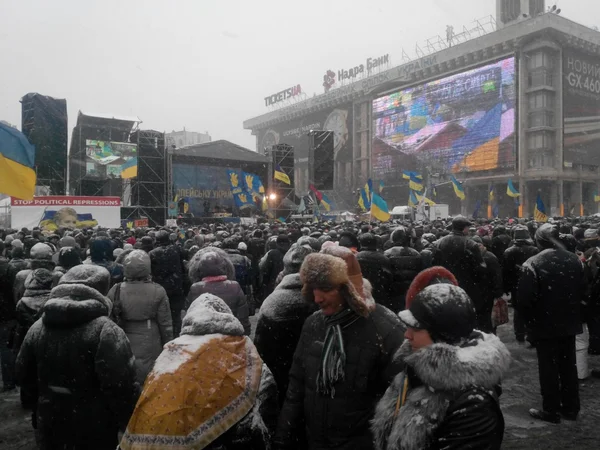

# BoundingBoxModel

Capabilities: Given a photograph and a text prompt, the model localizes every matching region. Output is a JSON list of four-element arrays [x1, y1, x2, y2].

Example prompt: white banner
[[11, 196, 121, 231]]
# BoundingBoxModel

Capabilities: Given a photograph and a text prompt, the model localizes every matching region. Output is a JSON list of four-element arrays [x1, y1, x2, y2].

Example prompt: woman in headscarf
[[274, 248, 404, 450], [119, 293, 278, 450], [107, 250, 173, 385], [371, 267, 511, 450]]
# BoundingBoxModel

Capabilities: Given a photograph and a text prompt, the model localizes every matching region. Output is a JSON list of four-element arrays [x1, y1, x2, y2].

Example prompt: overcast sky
[[0, 0, 594, 150]]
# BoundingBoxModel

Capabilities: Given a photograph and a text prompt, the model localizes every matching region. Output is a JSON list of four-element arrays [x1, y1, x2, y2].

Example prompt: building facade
[[244, 0, 600, 217], [167, 128, 212, 148]]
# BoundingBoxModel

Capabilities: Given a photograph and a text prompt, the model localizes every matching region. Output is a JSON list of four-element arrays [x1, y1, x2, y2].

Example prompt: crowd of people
[[0, 214, 598, 449]]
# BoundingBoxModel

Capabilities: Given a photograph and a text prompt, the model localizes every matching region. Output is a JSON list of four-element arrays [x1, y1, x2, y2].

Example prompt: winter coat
[[0, 256, 13, 322], [356, 250, 393, 309], [491, 233, 512, 263], [120, 293, 278, 450], [187, 279, 251, 335], [89, 238, 124, 287], [372, 332, 510, 450], [13, 259, 56, 304], [275, 305, 405, 450], [148, 244, 186, 308], [107, 252, 173, 385], [15, 282, 139, 450], [260, 246, 288, 300], [384, 246, 423, 313], [431, 233, 487, 314], [478, 250, 503, 333], [13, 269, 55, 353], [225, 248, 253, 293], [254, 273, 316, 406], [516, 247, 584, 341], [502, 241, 539, 296]]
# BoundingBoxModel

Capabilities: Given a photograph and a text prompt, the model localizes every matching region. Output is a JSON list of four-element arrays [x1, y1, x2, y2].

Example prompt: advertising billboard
[[257, 103, 353, 168], [172, 163, 237, 216], [11, 196, 121, 231], [85, 140, 137, 178], [372, 57, 516, 183], [563, 51, 600, 165]]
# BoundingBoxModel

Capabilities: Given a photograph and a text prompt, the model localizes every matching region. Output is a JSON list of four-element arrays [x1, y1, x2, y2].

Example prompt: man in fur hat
[[275, 250, 404, 450]]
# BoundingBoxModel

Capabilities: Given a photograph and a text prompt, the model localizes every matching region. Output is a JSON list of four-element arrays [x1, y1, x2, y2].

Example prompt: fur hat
[[283, 243, 314, 274], [405, 266, 458, 309], [31, 243, 54, 260], [300, 252, 372, 317], [321, 245, 364, 297]]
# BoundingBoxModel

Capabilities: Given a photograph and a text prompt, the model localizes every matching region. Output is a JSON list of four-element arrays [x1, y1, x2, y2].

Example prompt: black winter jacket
[[259, 246, 288, 301], [225, 249, 253, 293], [0, 256, 13, 322], [491, 234, 512, 263], [384, 246, 423, 312], [516, 247, 584, 341], [255, 273, 316, 406], [149, 244, 186, 306], [356, 250, 393, 309], [502, 241, 539, 296], [275, 305, 405, 450], [16, 283, 139, 450]]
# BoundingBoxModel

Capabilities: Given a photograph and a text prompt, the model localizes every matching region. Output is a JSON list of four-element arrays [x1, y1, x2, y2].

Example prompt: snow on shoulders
[[151, 333, 221, 376]]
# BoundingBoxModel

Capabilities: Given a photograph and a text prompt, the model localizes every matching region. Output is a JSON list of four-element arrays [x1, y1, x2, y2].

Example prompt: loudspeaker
[[310, 131, 334, 191], [130, 130, 166, 208], [21, 93, 68, 195]]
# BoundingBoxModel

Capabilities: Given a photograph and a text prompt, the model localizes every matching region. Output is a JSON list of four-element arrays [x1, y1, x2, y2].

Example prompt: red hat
[[405, 266, 458, 309]]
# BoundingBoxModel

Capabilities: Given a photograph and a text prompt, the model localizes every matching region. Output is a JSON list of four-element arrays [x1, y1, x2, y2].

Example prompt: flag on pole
[[473, 200, 482, 218], [120, 157, 138, 179], [507, 179, 520, 198], [379, 180, 385, 194], [309, 184, 323, 202], [409, 174, 423, 192], [534, 193, 548, 222], [365, 179, 373, 202], [489, 184, 495, 202], [320, 194, 332, 212], [0, 121, 36, 199], [415, 191, 436, 206], [371, 193, 390, 222], [274, 165, 291, 185], [408, 190, 418, 207], [450, 175, 465, 200], [297, 197, 306, 213], [262, 195, 268, 212]]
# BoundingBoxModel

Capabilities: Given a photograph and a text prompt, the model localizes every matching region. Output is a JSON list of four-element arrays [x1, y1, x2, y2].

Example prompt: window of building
[[527, 51, 555, 70], [528, 110, 555, 128], [528, 68, 554, 87], [527, 151, 555, 169], [528, 130, 555, 150], [501, 0, 521, 23], [528, 91, 554, 109], [530, 0, 545, 16]]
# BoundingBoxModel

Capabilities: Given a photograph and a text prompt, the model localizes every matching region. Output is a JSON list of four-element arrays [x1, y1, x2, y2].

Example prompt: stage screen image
[[372, 57, 516, 182], [85, 140, 137, 178]]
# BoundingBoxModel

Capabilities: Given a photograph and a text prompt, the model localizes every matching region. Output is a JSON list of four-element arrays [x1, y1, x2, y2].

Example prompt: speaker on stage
[[309, 130, 334, 191]]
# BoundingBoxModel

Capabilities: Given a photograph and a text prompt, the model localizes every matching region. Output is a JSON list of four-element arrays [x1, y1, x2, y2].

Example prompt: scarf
[[317, 308, 360, 398], [203, 275, 227, 283]]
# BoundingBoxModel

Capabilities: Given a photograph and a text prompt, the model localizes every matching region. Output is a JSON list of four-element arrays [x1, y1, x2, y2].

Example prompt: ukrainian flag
[[507, 179, 520, 198], [534, 193, 548, 222], [274, 165, 291, 185], [364, 179, 373, 202], [415, 191, 436, 206], [359, 187, 371, 211], [595, 191, 600, 203], [320, 194, 332, 212], [379, 180, 385, 194], [120, 157, 138, 179], [0, 122, 36, 199], [409, 174, 423, 192], [371, 193, 390, 222], [408, 190, 418, 207], [489, 184, 495, 202], [450, 175, 465, 200]]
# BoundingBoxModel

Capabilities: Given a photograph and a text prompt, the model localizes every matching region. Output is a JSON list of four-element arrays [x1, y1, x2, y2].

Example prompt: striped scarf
[[317, 308, 360, 398]]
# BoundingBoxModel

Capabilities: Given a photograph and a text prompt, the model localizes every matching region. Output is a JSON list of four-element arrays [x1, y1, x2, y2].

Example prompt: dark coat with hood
[[384, 229, 423, 313], [15, 265, 139, 450], [275, 253, 405, 450], [516, 244, 584, 341], [108, 250, 173, 385], [13, 269, 55, 353], [502, 240, 539, 296], [255, 272, 317, 406], [357, 249, 393, 309], [372, 332, 510, 450], [224, 248, 253, 293], [187, 248, 251, 335], [260, 239, 291, 301], [148, 242, 186, 308]]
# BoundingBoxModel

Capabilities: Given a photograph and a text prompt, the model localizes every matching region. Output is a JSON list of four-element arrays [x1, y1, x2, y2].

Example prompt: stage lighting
[[269, 193, 277, 201]]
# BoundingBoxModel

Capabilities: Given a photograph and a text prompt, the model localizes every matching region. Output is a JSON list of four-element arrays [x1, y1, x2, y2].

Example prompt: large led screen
[[372, 57, 516, 182], [563, 50, 600, 165]]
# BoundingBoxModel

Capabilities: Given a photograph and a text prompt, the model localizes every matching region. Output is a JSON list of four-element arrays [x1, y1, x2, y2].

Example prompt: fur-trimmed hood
[[372, 331, 510, 450], [43, 283, 112, 328]]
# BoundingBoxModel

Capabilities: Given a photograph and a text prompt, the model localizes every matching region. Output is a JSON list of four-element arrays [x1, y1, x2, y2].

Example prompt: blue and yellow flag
[[450, 175, 465, 200], [379, 180, 385, 194], [320, 193, 332, 212], [409, 174, 423, 192], [227, 170, 243, 194], [364, 179, 373, 202], [507, 179, 520, 198], [415, 191, 436, 206], [234, 192, 252, 208], [408, 190, 418, 207], [274, 165, 291, 185], [534, 193, 548, 222], [359, 187, 371, 211], [277, 217, 286, 224], [0, 122, 36, 199], [371, 192, 391, 222], [120, 157, 138, 179], [489, 184, 495, 202], [595, 191, 600, 202]]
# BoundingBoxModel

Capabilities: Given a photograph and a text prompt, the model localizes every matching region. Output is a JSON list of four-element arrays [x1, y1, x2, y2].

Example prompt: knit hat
[[405, 266, 458, 309], [58, 247, 82, 269], [283, 243, 314, 274], [399, 283, 476, 344], [59, 235, 77, 248], [30, 243, 54, 260], [123, 249, 151, 280], [513, 225, 531, 241], [300, 252, 372, 317], [536, 223, 560, 249], [58, 265, 111, 296], [237, 242, 247, 252], [338, 231, 359, 250]]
